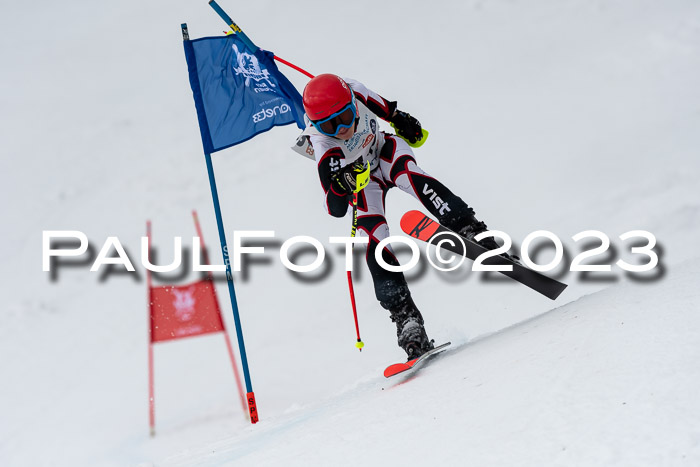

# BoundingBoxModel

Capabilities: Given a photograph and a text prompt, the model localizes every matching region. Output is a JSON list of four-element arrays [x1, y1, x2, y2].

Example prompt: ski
[[384, 342, 451, 378], [400, 210, 567, 300]]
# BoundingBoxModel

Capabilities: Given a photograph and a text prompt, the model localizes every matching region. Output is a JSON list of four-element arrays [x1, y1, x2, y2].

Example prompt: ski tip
[[383, 343, 451, 378], [383, 357, 421, 378], [383, 362, 411, 378], [400, 211, 440, 241], [399, 210, 424, 230]]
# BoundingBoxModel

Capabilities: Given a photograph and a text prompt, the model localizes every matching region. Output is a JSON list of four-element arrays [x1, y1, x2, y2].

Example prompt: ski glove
[[331, 159, 371, 194], [390, 110, 423, 144]]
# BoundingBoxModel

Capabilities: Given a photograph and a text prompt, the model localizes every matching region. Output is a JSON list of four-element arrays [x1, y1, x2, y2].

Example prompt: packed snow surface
[[2, 0, 699, 465]]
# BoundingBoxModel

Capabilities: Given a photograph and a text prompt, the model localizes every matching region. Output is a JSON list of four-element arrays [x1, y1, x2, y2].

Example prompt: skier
[[300, 74, 500, 360]]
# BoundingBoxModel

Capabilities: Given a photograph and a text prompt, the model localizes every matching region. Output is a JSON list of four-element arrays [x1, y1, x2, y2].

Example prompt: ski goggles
[[311, 98, 357, 137]]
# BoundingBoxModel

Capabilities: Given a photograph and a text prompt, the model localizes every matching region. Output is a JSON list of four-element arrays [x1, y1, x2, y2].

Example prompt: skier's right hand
[[331, 159, 370, 194]]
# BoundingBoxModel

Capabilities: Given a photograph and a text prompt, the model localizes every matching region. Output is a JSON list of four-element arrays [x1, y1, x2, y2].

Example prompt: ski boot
[[388, 297, 435, 361], [458, 218, 498, 249], [458, 218, 519, 262]]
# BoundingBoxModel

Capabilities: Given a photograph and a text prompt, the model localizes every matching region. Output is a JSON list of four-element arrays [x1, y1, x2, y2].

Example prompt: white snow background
[[2, 0, 699, 465]]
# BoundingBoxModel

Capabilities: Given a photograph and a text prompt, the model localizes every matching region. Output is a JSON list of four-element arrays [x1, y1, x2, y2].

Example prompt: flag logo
[[184, 34, 305, 153], [231, 44, 276, 90], [172, 286, 196, 322]]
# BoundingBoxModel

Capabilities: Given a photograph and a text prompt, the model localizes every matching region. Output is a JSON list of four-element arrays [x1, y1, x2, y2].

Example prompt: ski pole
[[348, 193, 364, 351], [208, 0, 314, 78]]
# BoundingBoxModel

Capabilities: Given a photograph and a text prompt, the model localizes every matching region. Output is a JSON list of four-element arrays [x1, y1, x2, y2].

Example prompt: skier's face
[[335, 123, 355, 140]]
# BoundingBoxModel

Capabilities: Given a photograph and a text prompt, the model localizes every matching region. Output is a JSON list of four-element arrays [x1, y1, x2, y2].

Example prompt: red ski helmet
[[303, 74, 354, 121]]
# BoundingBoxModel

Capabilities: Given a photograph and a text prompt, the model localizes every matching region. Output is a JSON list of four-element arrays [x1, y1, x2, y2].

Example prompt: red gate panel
[[149, 280, 225, 343]]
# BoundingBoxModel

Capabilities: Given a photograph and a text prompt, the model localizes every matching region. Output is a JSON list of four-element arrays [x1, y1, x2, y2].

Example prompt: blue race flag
[[184, 33, 305, 153]]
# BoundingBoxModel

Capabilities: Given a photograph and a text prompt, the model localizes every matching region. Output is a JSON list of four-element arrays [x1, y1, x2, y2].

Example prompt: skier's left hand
[[390, 110, 423, 144]]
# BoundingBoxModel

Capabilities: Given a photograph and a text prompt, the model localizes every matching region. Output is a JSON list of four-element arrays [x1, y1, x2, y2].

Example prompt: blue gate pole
[[208, 0, 259, 53], [203, 151, 259, 424]]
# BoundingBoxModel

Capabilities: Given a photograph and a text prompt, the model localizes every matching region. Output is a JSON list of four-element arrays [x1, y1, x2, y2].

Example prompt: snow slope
[[164, 260, 700, 467], [1, 0, 699, 465]]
